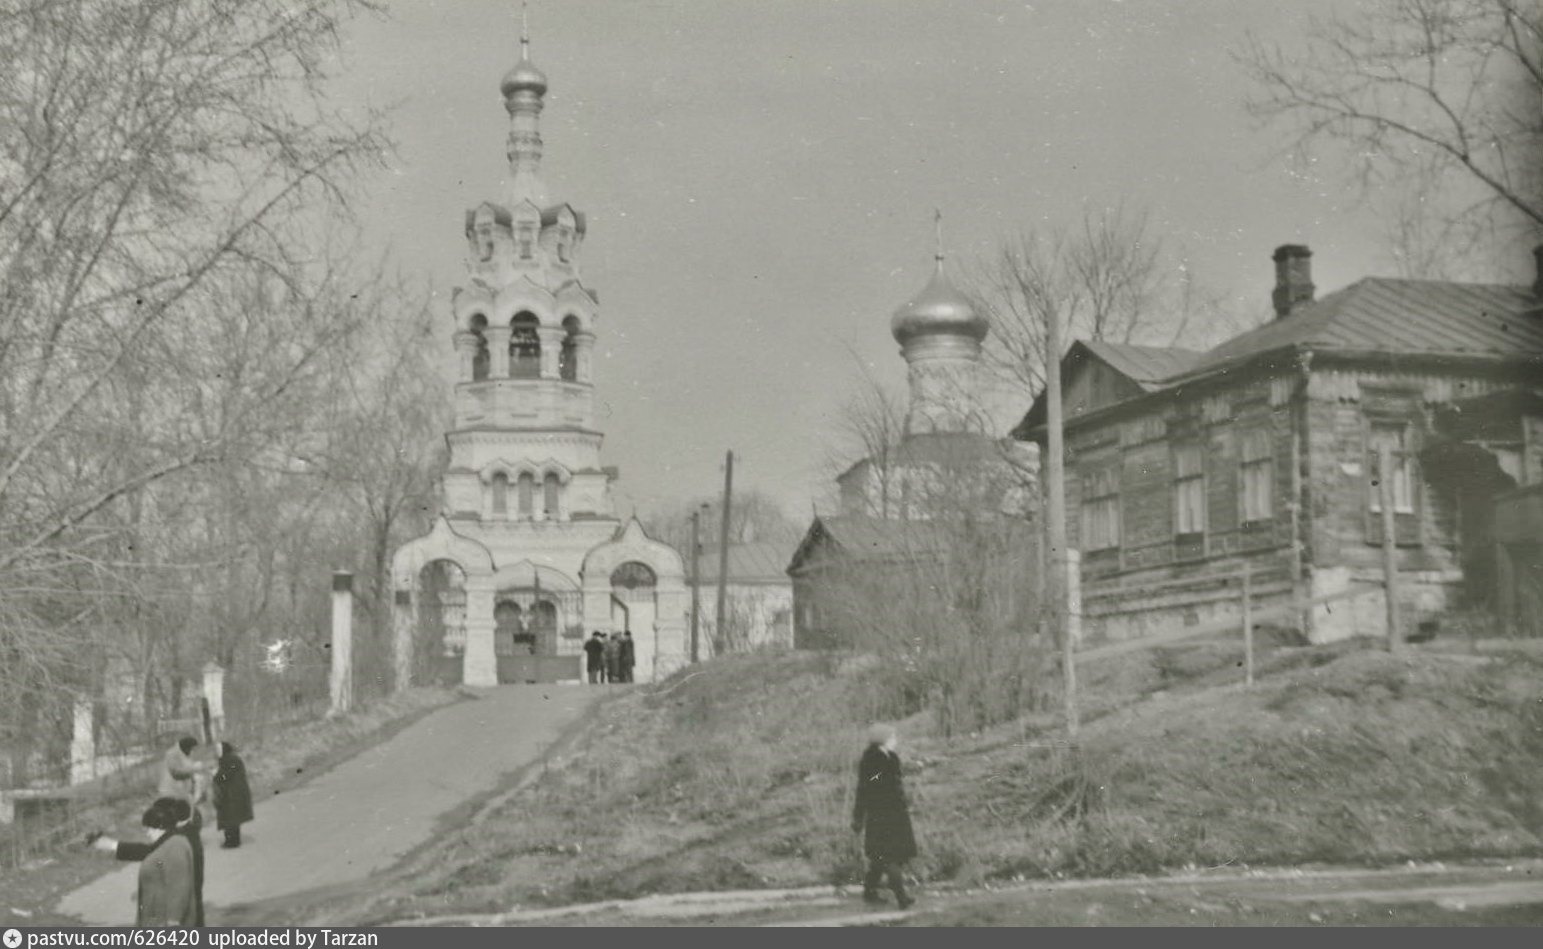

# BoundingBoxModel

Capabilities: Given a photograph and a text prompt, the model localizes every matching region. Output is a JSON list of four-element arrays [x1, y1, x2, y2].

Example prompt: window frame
[[1367, 421, 1415, 515], [1080, 466, 1121, 553], [1172, 442, 1206, 539], [1238, 428, 1274, 525]]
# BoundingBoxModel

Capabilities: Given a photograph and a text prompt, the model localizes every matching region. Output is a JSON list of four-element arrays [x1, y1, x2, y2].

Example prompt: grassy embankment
[[348, 638, 1543, 923]]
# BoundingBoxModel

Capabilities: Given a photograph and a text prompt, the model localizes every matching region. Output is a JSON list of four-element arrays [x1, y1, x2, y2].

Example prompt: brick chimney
[[1272, 244, 1315, 319]]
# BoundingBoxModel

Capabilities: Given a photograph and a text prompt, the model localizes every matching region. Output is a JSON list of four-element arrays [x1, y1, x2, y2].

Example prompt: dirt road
[[56, 686, 602, 925]]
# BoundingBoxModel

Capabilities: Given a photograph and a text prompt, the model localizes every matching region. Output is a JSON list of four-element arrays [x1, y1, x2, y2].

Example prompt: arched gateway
[[389, 32, 685, 687]]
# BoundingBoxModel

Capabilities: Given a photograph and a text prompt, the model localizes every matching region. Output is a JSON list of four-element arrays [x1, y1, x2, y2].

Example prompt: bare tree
[[0, 0, 388, 783], [806, 420, 1047, 734], [971, 204, 1232, 401], [1238, 0, 1543, 272], [315, 272, 450, 652], [821, 357, 908, 519], [643, 488, 801, 556]]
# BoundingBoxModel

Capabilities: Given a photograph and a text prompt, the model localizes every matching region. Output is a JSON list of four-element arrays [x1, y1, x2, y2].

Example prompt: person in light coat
[[157, 736, 205, 803], [133, 797, 199, 927]]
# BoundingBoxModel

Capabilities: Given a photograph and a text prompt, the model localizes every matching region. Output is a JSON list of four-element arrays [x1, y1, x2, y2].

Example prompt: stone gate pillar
[[393, 589, 414, 693], [201, 662, 226, 739], [69, 696, 94, 786], [462, 575, 498, 687], [330, 572, 355, 715]]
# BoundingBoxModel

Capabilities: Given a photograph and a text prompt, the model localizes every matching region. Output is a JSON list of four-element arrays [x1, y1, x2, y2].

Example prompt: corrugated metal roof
[[1194, 278, 1542, 374], [1080, 339, 1205, 388], [694, 540, 799, 584]]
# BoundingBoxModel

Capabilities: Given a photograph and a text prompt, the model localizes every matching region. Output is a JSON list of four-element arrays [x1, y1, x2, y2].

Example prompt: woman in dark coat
[[851, 724, 916, 908], [211, 741, 253, 849]]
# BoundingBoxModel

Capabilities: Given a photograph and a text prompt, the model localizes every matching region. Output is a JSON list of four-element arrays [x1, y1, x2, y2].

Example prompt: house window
[[1081, 467, 1121, 551], [1173, 444, 1205, 536], [490, 472, 509, 517], [1240, 429, 1273, 523], [1368, 423, 1414, 513]]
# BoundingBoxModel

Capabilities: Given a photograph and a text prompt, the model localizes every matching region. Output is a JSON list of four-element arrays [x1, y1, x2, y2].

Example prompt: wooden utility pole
[[690, 506, 703, 663], [714, 451, 734, 655], [1378, 443, 1402, 652], [1044, 304, 1076, 736]]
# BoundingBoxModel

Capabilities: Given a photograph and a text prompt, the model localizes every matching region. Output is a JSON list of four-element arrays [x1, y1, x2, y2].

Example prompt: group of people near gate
[[86, 735, 254, 927], [582, 629, 635, 683]]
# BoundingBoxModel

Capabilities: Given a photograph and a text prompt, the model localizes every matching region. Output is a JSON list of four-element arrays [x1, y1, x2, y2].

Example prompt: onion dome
[[501, 16, 547, 98], [891, 261, 987, 345], [501, 55, 547, 97], [891, 211, 987, 345]]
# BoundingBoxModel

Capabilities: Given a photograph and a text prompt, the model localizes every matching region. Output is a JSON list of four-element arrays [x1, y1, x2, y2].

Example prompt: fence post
[[1241, 565, 1253, 687], [201, 662, 225, 742], [69, 696, 94, 786], [331, 572, 355, 715], [1378, 444, 1402, 652]]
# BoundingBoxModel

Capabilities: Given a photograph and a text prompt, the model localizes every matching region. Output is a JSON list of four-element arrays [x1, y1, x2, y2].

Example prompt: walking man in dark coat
[[851, 723, 916, 908], [619, 630, 636, 683], [211, 741, 253, 849], [584, 630, 606, 684]]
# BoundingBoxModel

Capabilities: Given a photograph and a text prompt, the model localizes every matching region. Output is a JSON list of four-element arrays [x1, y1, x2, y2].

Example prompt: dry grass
[[347, 641, 1543, 922]]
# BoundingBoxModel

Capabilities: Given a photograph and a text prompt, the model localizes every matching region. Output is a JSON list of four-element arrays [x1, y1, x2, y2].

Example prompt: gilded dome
[[501, 56, 547, 97], [891, 263, 988, 345]]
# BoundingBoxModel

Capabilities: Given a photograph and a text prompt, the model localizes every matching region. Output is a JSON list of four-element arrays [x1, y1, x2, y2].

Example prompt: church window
[[517, 472, 535, 518], [470, 314, 490, 382], [1173, 443, 1205, 537], [557, 233, 570, 262], [491, 472, 509, 517], [510, 312, 540, 379], [543, 472, 560, 518], [1240, 429, 1273, 523], [1081, 466, 1120, 551], [560, 316, 580, 381], [476, 222, 495, 261], [611, 561, 657, 590], [517, 225, 535, 260]]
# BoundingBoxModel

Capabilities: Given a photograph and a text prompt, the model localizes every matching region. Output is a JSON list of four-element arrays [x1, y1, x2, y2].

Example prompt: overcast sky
[[330, 0, 1526, 522]]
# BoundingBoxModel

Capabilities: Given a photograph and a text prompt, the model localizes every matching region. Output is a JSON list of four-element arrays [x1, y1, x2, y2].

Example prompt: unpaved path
[[57, 686, 602, 925], [386, 860, 1543, 927]]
